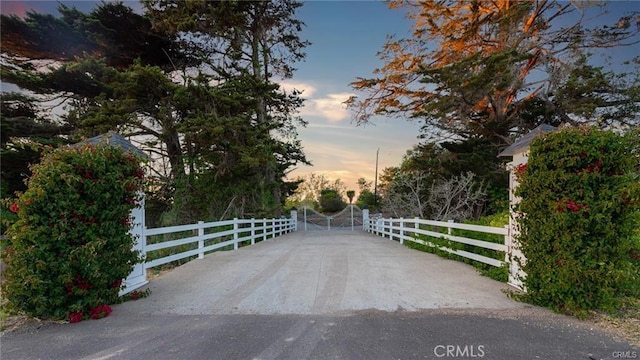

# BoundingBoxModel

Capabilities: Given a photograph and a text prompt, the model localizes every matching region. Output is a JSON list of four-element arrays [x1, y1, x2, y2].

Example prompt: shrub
[[407, 211, 509, 282], [319, 188, 346, 213], [515, 127, 640, 316], [1, 144, 144, 322]]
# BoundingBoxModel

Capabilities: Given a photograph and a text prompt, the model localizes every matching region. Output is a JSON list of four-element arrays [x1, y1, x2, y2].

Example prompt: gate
[[297, 205, 363, 231]]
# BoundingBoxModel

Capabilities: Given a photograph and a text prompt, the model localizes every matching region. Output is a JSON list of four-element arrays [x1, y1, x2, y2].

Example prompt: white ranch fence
[[144, 217, 296, 269], [122, 209, 297, 294], [363, 215, 521, 289]]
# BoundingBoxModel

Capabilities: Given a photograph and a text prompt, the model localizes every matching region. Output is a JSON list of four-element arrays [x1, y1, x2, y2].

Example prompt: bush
[[407, 211, 509, 282], [1, 144, 144, 322], [319, 188, 346, 213], [515, 127, 640, 316]]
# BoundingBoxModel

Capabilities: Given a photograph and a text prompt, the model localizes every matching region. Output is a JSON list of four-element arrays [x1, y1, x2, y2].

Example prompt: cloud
[[280, 80, 353, 122], [306, 93, 354, 122], [1, 3, 40, 17]]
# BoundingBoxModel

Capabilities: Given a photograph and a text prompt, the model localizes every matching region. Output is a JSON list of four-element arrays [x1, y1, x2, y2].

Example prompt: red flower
[[514, 163, 528, 179], [73, 275, 93, 291], [89, 304, 112, 320], [557, 200, 588, 213], [9, 202, 18, 213], [111, 279, 122, 289], [69, 312, 84, 323]]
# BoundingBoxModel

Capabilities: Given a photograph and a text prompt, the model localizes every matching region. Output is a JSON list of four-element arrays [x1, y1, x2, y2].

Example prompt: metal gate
[[297, 205, 363, 231]]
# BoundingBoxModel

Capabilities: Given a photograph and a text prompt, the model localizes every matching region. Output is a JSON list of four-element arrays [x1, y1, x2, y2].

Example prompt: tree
[[319, 188, 346, 213], [0, 3, 187, 71], [0, 93, 71, 197], [1, 1, 311, 222], [383, 170, 431, 218], [142, 0, 311, 213], [355, 177, 381, 210], [286, 173, 347, 210], [427, 172, 487, 221], [347, 1, 640, 144], [346, 190, 355, 204]]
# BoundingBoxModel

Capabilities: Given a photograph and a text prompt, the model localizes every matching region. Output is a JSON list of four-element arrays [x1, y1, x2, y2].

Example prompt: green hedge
[[2, 145, 144, 322], [515, 127, 640, 316]]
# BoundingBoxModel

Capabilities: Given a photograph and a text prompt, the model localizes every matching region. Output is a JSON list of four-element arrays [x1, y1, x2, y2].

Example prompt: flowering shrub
[[515, 127, 640, 316], [514, 163, 527, 180], [1, 144, 144, 322]]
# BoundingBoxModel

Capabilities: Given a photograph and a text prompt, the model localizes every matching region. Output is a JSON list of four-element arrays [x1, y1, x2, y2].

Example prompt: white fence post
[[198, 221, 205, 259], [251, 218, 256, 245], [448, 219, 454, 235], [233, 218, 239, 250], [414, 217, 419, 234], [327, 216, 331, 231], [399, 218, 404, 245], [263, 218, 267, 241], [290, 209, 298, 231], [121, 194, 148, 295], [362, 209, 370, 231]]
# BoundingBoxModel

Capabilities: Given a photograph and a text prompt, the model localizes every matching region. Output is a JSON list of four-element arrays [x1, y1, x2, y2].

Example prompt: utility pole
[[374, 147, 379, 209]]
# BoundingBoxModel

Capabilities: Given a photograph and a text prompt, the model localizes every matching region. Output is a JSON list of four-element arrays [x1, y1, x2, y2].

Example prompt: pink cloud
[[0, 2, 43, 18]]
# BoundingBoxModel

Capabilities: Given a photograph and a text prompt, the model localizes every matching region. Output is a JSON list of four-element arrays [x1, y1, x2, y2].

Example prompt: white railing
[[143, 217, 296, 269], [364, 217, 509, 268]]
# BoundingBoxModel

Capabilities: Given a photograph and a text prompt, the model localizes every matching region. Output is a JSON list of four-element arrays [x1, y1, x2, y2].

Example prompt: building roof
[[498, 124, 558, 157], [76, 131, 148, 159]]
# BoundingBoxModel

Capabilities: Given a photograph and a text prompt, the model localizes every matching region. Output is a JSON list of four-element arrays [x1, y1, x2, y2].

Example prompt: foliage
[[1, 145, 144, 322], [427, 172, 487, 221], [286, 173, 346, 210], [380, 141, 508, 218], [406, 211, 510, 282], [1, 93, 72, 199], [0, 2, 186, 71], [142, 0, 311, 218], [346, 190, 355, 204], [349, 2, 637, 220], [355, 177, 380, 211], [0, 1, 311, 223], [515, 127, 640, 316], [348, 1, 639, 140], [319, 188, 346, 213], [383, 170, 430, 218]]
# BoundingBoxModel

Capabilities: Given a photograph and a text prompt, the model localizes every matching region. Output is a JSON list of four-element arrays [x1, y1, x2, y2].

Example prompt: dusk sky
[[1, 1, 638, 193]]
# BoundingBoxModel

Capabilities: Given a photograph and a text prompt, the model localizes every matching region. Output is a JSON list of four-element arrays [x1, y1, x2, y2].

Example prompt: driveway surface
[[121, 230, 522, 315], [2, 230, 637, 359]]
